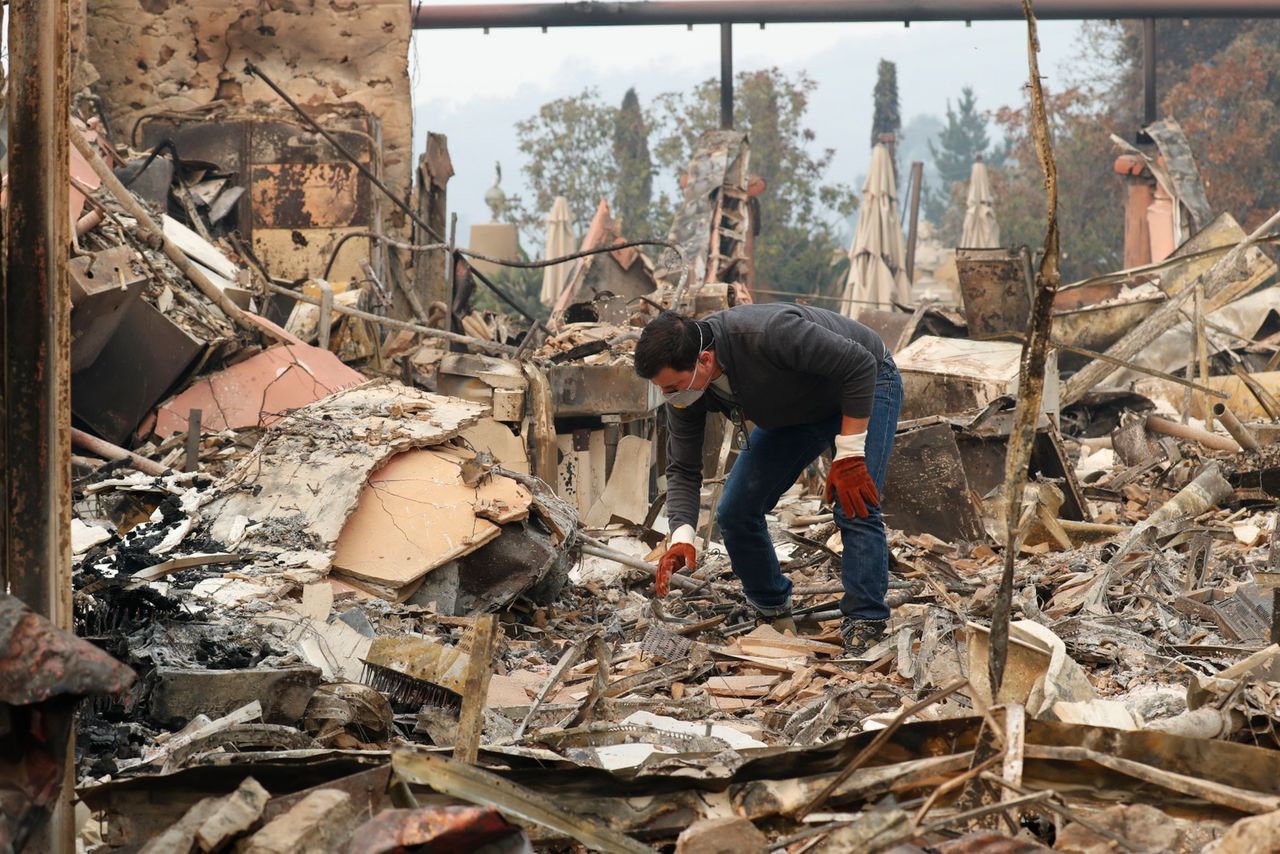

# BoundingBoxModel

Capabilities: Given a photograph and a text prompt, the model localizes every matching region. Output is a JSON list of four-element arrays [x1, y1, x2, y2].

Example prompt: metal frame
[[412, 1, 1280, 28], [414, 3, 1280, 133]]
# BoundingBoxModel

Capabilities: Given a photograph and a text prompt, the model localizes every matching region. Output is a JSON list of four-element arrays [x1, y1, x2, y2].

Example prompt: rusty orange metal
[[349, 805, 528, 854]]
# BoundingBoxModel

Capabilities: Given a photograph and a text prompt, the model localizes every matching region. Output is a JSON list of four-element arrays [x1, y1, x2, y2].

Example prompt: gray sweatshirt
[[664, 303, 888, 531]]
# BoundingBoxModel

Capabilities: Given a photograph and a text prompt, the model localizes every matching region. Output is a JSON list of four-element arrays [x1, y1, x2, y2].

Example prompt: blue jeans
[[715, 355, 902, 620]]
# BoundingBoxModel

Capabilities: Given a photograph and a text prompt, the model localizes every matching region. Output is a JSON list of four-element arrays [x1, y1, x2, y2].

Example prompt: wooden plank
[[704, 673, 782, 698], [455, 615, 499, 764], [735, 624, 843, 658]]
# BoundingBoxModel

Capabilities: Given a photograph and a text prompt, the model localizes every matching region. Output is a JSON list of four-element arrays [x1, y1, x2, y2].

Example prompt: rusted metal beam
[[5, 0, 73, 626], [5, 3, 74, 850], [412, 0, 1280, 28]]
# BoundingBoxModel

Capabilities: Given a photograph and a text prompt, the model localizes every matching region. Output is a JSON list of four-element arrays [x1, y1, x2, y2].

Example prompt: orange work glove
[[656, 542, 696, 597], [825, 456, 880, 519]]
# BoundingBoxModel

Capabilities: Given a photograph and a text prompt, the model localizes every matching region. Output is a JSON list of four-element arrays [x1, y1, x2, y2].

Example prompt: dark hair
[[634, 310, 701, 379]]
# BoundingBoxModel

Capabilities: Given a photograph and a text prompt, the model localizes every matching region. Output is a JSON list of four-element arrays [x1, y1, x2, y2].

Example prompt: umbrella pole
[[905, 160, 924, 283]]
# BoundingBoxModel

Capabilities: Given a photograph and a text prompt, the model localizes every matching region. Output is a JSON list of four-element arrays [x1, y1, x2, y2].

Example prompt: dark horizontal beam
[[413, 0, 1280, 29]]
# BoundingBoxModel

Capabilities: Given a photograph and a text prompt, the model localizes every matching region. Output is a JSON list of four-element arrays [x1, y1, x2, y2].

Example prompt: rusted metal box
[[956, 246, 1032, 339], [548, 364, 656, 418], [72, 299, 204, 445], [139, 108, 384, 286]]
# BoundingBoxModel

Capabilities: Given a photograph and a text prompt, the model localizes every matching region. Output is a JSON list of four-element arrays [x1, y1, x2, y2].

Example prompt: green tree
[[870, 59, 901, 149], [508, 88, 618, 242], [612, 88, 655, 239], [991, 86, 1123, 282], [925, 86, 993, 226], [1079, 19, 1280, 232], [649, 68, 857, 299]]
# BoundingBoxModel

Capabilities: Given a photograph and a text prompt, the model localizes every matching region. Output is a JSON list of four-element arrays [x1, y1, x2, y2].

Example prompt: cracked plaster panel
[[83, 0, 412, 234]]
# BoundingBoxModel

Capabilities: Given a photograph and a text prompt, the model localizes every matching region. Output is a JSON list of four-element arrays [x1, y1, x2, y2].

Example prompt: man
[[633, 304, 902, 654]]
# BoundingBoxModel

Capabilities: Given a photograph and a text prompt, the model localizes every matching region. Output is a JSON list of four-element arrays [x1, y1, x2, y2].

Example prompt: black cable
[[321, 231, 448, 280], [119, 138, 178, 189]]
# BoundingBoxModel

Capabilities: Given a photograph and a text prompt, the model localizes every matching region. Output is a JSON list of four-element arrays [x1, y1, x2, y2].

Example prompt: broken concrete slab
[[330, 447, 531, 600], [204, 382, 486, 573]]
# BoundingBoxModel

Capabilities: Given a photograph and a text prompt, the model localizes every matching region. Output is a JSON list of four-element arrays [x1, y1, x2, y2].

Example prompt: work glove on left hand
[[656, 542, 696, 597], [825, 432, 880, 519]]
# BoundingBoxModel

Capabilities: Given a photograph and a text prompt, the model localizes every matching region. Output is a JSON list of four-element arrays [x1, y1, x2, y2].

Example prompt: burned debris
[[7, 2, 1280, 853]]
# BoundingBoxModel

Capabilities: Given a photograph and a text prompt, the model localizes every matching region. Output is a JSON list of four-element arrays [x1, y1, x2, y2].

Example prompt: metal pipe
[[579, 537, 702, 592], [720, 22, 733, 130], [904, 161, 924, 283], [1212, 402, 1262, 452], [1142, 17, 1157, 125], [412, 1, 1280, 28], [266, 282, 518, 357], [1146, 414, 1240, 453], [70, 428, 168, 477]]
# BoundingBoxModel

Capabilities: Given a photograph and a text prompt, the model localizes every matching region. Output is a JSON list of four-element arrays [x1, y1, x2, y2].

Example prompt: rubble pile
[[9, 21, 1280, 854]]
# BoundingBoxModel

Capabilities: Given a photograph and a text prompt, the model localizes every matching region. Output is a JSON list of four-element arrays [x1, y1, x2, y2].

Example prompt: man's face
[[649, 351, 712, 396]]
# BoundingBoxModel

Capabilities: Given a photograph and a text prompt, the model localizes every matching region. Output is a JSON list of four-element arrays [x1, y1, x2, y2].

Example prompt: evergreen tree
[[925, 86, 992, 225], [870, 59, 901, 148], [612, 88, 654, 238], [928, 86, 991, 186]]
